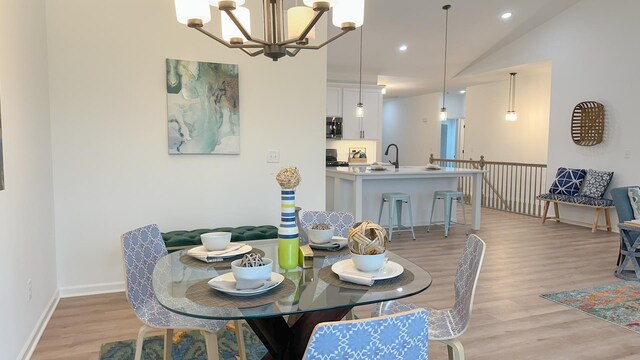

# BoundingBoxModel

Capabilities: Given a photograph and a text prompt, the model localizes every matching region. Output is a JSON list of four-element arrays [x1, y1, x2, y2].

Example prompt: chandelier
[[174, 0, 365, 61]]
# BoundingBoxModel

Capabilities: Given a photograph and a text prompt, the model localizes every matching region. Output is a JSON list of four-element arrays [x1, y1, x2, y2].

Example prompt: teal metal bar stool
[[428, 190, 469, 237], [378, 192, 416, 241]]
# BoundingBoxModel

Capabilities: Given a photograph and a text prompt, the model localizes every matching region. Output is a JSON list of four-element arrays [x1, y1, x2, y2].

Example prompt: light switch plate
[[267, 150, 280, 163]]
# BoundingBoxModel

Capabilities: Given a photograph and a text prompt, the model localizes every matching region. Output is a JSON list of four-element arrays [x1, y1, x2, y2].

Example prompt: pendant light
[[440, 4, 451, 122], [506, 72, 518, 121], [356, 26, 364, 119]]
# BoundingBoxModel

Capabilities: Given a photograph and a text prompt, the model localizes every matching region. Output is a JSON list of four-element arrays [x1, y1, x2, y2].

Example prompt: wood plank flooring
[[32, 209, 640, 359]]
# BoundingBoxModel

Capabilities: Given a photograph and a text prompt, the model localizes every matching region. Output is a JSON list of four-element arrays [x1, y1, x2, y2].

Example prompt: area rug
[[100, 325, 267, 360], [541, 280, 640, 334]]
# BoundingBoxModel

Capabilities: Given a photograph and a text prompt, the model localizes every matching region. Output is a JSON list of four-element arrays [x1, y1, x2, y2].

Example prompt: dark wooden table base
[[246, 307, 353, 360]]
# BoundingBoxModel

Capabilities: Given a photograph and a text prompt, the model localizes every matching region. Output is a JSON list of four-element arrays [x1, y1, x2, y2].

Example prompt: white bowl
[[200, 232, 232, 251], [231, 258, 273, 281], [307, 227, 335, 244], [351, 252, 386, 272]]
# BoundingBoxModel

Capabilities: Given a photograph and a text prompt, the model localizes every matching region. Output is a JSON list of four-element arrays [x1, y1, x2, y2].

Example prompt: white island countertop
[[326, 166, 486, 230]]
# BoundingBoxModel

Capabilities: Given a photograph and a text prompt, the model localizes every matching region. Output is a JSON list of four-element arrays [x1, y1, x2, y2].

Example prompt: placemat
[[185, 278, 296, 309], [179, 249, 266, 269], [310, 246, 350, 257], [318, 265, 415, 291]]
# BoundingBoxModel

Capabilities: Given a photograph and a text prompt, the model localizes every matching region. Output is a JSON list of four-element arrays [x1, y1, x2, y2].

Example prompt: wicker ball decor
[[571, 101, 605, 146], [275, 167, 301, 189], [347, 221, 388, 255]]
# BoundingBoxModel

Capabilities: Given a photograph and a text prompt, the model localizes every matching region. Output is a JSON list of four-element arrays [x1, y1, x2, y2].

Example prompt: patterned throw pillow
[[577, 169, 614, 198], [549, 167, 587, 196], [628, 187, 640, 219]]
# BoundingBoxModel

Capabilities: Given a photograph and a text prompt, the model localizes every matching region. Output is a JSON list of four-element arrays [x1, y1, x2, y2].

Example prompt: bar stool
[[378, 192, 416, 241], [428, 190, 469, 237]]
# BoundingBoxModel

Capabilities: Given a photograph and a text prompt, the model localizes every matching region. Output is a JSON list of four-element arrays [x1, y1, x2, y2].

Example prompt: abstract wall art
[[166, 59, 240, 154]]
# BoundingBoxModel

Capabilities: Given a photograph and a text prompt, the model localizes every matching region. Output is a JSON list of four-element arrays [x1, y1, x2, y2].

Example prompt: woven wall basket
[[571, 101, 605, 146]]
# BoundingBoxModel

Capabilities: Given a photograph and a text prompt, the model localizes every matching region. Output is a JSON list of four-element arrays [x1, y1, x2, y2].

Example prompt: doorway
[[440, 118, 460, 159]]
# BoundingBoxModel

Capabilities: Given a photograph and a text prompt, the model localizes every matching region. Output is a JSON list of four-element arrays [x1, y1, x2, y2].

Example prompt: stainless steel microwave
[[326, 117, 343, 139]]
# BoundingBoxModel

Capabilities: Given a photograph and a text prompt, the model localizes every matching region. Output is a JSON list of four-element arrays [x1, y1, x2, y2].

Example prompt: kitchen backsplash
[[326, 139, 378, 162]]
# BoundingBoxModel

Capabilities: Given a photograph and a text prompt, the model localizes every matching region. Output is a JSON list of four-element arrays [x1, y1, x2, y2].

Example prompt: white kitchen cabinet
[[326, 87, 342, 116], [341, 88, 382, 140]]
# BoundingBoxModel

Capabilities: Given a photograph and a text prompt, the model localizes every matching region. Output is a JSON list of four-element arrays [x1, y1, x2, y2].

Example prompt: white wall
[[382, 93, 441, 166], [46, 0, 327, 294], [0, 0, 57, 357], [461, 0, 639, 226], [465, 71, 551, 163]]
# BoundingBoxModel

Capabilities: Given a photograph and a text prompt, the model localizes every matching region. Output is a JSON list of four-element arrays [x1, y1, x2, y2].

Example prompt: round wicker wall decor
[[571, 101, 605, 146]]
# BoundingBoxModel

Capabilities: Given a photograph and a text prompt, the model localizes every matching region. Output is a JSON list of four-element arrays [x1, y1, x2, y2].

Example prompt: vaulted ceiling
[[327, 0, 581, 97]]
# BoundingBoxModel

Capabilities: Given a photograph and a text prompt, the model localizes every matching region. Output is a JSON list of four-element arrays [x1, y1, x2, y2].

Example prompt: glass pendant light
[[356, 26, 364, 119], [221, 7, 251, 43], [440, 4, 451, 122], [332, 0, 365, 28], [506, 72, 518, 121], [175, 0, 211, 25]]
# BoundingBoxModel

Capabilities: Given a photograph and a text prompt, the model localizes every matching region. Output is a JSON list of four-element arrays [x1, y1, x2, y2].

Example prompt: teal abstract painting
[[167, 59, 240, 154]]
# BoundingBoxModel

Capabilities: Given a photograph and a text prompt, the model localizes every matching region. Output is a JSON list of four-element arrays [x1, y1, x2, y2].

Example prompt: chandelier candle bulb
[[287, 6, 316, 41], [221, 6, 251, 43], [332, 0, 365, 28], [175, 0, 211, 25]]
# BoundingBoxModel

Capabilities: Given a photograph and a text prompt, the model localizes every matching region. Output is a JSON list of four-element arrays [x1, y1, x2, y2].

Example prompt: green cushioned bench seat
[[162, 225, 278, 251]]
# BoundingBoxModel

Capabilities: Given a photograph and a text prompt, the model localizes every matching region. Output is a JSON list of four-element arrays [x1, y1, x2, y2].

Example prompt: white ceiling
[[326, 0, 581, 97]]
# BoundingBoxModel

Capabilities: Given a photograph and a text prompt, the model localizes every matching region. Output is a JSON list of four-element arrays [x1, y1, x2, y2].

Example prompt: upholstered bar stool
[[428, 190, 469, 237], [378, 192, 416, 241]]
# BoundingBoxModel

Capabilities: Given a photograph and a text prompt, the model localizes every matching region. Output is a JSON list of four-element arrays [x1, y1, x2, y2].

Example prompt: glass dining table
[[152, 239, 432, 360]]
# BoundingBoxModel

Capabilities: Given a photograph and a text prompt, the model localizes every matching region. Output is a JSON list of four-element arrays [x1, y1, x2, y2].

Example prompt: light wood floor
[[32, 209, 640, 360]]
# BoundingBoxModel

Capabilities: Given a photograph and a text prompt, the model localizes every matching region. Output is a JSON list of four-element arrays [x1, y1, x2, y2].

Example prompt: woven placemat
[[185, 278, 296, 309], [318, 265, 415, 291], [310, 246, 350, 257], [179, 249, 266, 269]]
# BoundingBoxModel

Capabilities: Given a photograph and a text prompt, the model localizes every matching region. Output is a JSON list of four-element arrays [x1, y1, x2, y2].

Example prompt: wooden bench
[[537, 193, 615, 233]]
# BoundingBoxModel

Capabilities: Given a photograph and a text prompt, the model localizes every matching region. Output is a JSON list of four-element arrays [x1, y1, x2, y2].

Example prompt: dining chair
[[303, 308, 429, 360], [372, 234, 486, 360], [121, 224, 246, 360], [299, 210, 355, 238]]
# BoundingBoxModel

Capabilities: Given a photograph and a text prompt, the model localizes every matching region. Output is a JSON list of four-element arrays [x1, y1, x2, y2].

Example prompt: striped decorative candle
[[278, 189, 299, 269]]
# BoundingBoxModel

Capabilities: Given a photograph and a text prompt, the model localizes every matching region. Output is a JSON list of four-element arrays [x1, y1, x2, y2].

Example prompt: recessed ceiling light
[[459, 90, 467, 94], [399, 44, 408, 52], [501, 12, 512, 20]]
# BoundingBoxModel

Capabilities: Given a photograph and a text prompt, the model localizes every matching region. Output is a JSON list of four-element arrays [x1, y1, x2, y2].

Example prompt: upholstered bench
[[162, 225, 278, 252], [538, 167, 615, 233]]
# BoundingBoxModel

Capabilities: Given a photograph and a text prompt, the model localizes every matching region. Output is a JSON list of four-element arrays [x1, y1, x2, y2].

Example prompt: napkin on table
[[338, 272, 374, 286], [210, 279, 278, 291], [187, 244, 245, 263]]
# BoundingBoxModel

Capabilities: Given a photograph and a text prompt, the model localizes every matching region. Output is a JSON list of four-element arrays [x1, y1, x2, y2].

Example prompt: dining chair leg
[[441, 338, 465, 360], [233, 320, 247, 360], [134, 325, 154, 360], [203, 330, 220, 360], [164, 329, 173, 360]]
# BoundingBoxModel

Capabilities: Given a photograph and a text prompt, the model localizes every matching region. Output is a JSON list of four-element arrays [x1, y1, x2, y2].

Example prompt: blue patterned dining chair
[[121, 224, 246, 360], [372, 234, 486, 360], [303, 308, 429, 360], [300, 210, 355, 239]]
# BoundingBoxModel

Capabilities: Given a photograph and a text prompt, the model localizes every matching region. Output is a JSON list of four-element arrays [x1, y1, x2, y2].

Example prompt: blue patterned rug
[[100, 325, 267, 360], [541, 280, 640, 334]]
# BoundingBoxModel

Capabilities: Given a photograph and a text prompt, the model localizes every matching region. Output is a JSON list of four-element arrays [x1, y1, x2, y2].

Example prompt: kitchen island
[[326, 166, 486, 230]]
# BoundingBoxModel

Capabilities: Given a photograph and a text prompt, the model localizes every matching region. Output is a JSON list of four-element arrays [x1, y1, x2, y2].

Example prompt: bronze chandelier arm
[[285, 28, 353, 50], [277, 7, 328, 46], [193, 27, 263, 48], [222, 8, 270, 46], [241, 48, 265, 57], [286, 48, 302, 57]]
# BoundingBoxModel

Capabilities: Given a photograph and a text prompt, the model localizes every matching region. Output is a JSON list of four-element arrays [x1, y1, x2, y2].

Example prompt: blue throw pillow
[[549, 167, 587, 196], [577, 169, 614, 198]]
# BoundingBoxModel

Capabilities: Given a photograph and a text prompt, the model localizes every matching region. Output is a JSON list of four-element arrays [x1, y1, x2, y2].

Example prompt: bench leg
[[592, 208, 602, 233], [553, 202, 560, 222], [605, 208, 612, 232], [542, 201, 550, 224]]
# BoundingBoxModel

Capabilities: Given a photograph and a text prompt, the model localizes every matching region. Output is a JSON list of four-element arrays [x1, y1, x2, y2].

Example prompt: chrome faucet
[[384, 144, 399, 169]]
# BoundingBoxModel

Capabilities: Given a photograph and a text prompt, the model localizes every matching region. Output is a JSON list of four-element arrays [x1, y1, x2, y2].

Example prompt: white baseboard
[[18, 290, 60, 360], [59, 281, 125, 298]]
